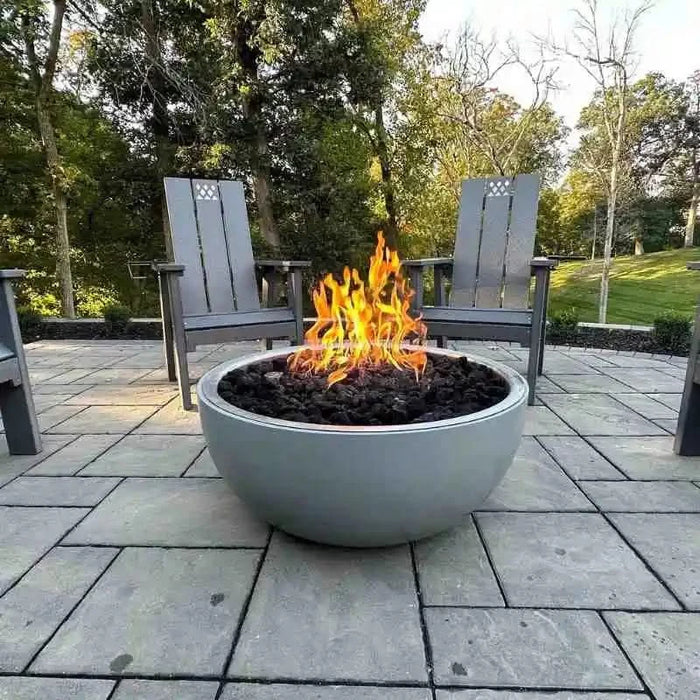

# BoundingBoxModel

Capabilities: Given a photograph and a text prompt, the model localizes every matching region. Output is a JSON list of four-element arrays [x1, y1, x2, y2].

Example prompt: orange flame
[[288, 232, 427, 385]]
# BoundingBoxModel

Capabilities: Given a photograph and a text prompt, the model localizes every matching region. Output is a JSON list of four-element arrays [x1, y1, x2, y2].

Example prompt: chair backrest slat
[[503, 173, 540, 307], [219, 180, 260, 312], [451, 173, 540, 310], [164, 178, 208, 316], [451, 178, 487, 307], [192, 179, 236, 314], [475, 177, 511, 307]]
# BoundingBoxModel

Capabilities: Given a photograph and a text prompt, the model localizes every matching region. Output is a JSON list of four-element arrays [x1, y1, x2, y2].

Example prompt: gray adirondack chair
[[404, 173, 556, 405], [675, 261, 700, 456], [0, 270, 41, 455], [155, 178, 310, 410]]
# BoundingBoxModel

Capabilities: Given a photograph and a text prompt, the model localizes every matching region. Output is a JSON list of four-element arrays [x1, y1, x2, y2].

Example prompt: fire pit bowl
[[197, 346, 527, 547]]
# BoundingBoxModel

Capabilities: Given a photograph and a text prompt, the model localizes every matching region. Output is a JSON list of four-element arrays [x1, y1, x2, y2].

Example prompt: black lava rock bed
[[217, 354, 509, 426]]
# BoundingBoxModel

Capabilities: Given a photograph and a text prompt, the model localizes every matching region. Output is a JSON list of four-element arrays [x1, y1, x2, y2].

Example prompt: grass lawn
[[547, 247, 700, 325]]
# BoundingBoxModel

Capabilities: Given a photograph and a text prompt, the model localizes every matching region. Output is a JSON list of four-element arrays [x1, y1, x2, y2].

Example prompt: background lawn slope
[[548, 248, 700, 325]]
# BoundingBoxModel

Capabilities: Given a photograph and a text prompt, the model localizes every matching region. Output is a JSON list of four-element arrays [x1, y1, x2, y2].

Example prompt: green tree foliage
[[1, 1, 695, 319]]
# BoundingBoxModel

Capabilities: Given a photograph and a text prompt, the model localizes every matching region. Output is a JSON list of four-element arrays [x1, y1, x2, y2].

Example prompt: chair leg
[[437, 336, 447, 348], [0, 383, 42, 455], [167, 278, 193, 411], [158, 273, 176, 381], [537, 320, 546, 375], [526, 331, 540, 406], [289, 268, 304, 345]]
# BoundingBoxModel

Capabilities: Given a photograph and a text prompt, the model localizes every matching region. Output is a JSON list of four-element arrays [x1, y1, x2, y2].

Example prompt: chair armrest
[[152, 262, 185, 275], [255, 259, 311, 272], [687, 262, 700, 271], [530, 257, 558, 274], [0, 269, 26, 279], [402, 258, 454, 269]]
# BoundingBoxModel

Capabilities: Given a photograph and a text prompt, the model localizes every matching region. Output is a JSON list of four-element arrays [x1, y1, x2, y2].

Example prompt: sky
[[419, 0, 699, 150]]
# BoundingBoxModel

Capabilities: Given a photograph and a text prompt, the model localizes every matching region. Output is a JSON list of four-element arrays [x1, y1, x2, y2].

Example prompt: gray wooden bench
[[0, 270, 41, 455], [156, 178, 310, 409], [405, 174, 556, 405], [675, 261, 700, 456]]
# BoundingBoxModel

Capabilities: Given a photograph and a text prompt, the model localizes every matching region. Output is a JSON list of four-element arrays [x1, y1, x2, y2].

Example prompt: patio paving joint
[[408, 543, 437, 700], [469, 514, 510, 606], [596, 609, 656, 698], [21, 547, 123, 674], [598, 512, 687, 611], [216, 528, 274, 691]]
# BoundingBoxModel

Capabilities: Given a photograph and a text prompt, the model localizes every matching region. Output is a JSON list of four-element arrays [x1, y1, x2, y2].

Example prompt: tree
[[679, 72, 700, 247], [557, 0, 651, 322], [12, 0, 75, 316]]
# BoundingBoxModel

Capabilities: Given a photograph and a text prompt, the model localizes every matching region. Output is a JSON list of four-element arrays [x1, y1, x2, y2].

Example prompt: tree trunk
[[599, 163, 618, 324], [36, 98, 75, 318], [141, 0, 174, 258], [250, 126, 280, 250], [232, 8, 280, 252], [685, 179, 699, 248], [634, 236, 644, 255], [374, 103, 399, 249]]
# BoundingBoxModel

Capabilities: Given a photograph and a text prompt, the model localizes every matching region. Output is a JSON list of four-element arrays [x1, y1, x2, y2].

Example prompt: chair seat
[[421, 306, 532, 326], [184, 307, 295, 332]]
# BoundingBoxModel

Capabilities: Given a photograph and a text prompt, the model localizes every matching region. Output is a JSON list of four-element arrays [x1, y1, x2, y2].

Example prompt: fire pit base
[[197, 347, 527, 547]]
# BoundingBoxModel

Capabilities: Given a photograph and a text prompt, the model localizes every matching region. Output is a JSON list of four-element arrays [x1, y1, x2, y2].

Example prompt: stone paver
[[580, 481, 700, 512], [64, 478, 268, 547], [71, 368, 152, 384], [230, 532, 426, 683], [222, 687, 431, 699], [477, 513, 678, 609], [32, 548, 260, 676], [66, 384, 177, 405], [543, 394, 668, 436], [0, 435, 75, 486], [535, 435, 625, 480], [47, 405, 156, 434], [601, 367, 684, 393], [112, 680, 219, 699], [0, 546, 117, 671], [0, 476, 120, 506], [609, 513, 700, 609], [184, 448, 220, 477], [425, 608, 640, 689], [0, 677, 114, 700], [604, 612, 700, 699], [79, 434, 204, 476], [588, 437, 700, 479], [547, 374, 633, 393], [522, 406, 574, 435], [0, 506, 89, 595], [653, 393, 683, 411], [134, 398, 203, 434], [479, 437, 593, 511], [25, 435, 121, 476], [612, 393, 677, 419], [414, 517, 504, 606]]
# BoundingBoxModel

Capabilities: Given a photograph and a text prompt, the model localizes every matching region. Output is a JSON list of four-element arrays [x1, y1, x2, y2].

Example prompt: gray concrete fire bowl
[[197, 347, 528, 547]]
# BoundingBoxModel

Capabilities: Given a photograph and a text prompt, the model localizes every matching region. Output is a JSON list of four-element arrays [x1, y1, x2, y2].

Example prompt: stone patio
[[0, 339, 698, 700]]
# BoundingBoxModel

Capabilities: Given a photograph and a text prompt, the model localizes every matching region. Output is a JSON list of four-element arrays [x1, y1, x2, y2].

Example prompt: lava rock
[[218, 354, 509, 426]]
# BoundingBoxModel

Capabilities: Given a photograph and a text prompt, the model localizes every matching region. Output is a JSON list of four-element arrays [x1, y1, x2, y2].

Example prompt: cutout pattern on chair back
[[450, 173, 540, 309], [164, 178, 260, 317]]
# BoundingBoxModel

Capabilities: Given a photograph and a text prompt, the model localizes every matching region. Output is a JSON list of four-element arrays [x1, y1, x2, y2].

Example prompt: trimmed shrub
[[653, 312, 692, 354], [102, 304, 132, 335], [549, 307, 580, 336], [16, 305, 43, 339]]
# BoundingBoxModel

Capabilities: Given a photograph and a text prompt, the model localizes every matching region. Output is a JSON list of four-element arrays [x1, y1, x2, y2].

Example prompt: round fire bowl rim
[[197, 345, 528, 434]]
